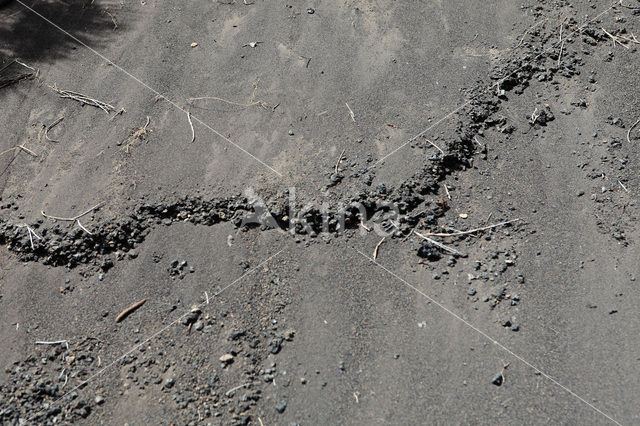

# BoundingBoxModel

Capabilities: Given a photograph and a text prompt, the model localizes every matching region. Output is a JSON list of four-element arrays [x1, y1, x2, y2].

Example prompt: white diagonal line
[[354, 248, 621, 425], [372, 1, 619, 168], [15, 0, 283, 177], [31, 247, 287, 420]]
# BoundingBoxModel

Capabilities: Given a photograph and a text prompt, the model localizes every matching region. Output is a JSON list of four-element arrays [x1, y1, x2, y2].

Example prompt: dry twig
[[443, 184, 452, 200], [373, 236, 385, 260], [345, 103, 355, 122], [618, 180, 629, 193], [41, 202, 104, 222], [41, 202, 104, 234], [187, 111, 195, 142], [514, 19, 548, 49], [102, 9, 118, 30], [335, 148, 345, 173], [557, 19, 566, 65], [50, 85, 115, 113], [413, 231, 465, 257], [0, 60, 38, 88], [44, 117, 64, 142], [423, 218, 522, 237], [627, 116, 640, 144], [424, 138, 444, 155], [17, 224, 42, 249], [0, 73, 34, 89], [123, 116, 151, 152], [0, 145, 37, 158], [35, 340, 69, 349], [601, 27, 630, 49], [115, 298, 147, 323]]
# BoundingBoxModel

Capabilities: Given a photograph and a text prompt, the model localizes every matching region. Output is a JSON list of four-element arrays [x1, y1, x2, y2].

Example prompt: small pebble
[[275, 401, 287, 413]]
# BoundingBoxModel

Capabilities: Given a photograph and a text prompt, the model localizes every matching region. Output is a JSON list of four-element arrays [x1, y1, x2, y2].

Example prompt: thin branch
[[424, 138, 444, 155], [36, 340, 69, 350], [226, 383, 251, 395], [627, 116, 640, 144], [41, 202, 104, 222], [115, 298, 147, 323], [618, 180, 629, 193], [373, 236, 385, 260], [413, 231, 466, 257], [17, 145, 37, 157], [101, 9, 118, 30], [44, 117, 64, 142], [514, 18, 548, 49], [50, 85, 115, 113], [187, 78, 273, 110], [75, 219, 93, 235], [558, 19, 566, 65], [443, 184, 452, 200], [187, 111, 195, 142], [422, 218, 522, 237], [601, 27, 630, 49], [345, 103, 355, 122], [334, 148, 345, 173], [18, 224, 42, 249], [187, 96, 269, 109]]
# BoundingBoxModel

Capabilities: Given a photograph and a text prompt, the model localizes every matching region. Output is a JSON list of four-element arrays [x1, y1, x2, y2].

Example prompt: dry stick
[[413, 231, 465, 257], [627, 116, 640, 144], [187, 111, 195, 142], [102, 9, 118, 30], [558, 19, 565, 65], [76, 220, 93, 235], [123, 116, 151, 153], [41, 202, 104, 222], [345, 103, 355, 122], [187, 79, 272, 110], [226, 383, 251, 395], [601, 27, 630, 49], [35, 340, 69, 350], [50, 85, 115, 113], [0, 60, 37, 88], [0, 144, 38, 158], [0, 145, 31, 158], [618, 180, 629, 193], [373, 236, 385, 260], [0, 73, 34, 89], [18, 224, 42, 249], [444, 184, 452, 200], [44, 117, 64, 142], [249, 78, 260, 103], [115, 298, 147, 323], [424, 138, 445, 155], [514, 18, 548, 49], [335, 148, 345, 173], [0, 59, 16, 74], [360, 221, 371, 232], [187, 96, 270, 109], [18, 145, 37, 157], [422, 218, 522, 237]]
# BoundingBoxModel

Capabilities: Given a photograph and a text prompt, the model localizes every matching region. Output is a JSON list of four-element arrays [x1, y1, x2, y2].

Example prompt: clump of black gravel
[[0, 2, 628, 268]]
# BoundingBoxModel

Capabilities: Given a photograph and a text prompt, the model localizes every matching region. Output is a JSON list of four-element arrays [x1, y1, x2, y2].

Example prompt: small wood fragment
[[115, 298, 147, 323]]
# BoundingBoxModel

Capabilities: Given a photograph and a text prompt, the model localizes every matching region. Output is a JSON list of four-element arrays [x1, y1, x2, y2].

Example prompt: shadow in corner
[[0, 0, 125, 63]]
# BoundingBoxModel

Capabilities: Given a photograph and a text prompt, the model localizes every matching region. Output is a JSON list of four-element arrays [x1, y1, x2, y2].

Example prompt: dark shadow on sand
[[0, 0, 125, 63]]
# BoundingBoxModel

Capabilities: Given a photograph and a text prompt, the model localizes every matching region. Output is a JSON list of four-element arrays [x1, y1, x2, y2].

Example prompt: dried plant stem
[[423, 218, 522, 237]]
